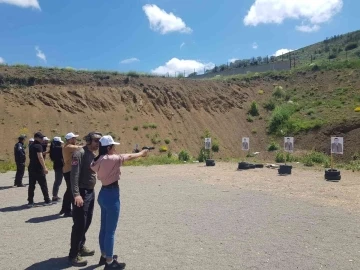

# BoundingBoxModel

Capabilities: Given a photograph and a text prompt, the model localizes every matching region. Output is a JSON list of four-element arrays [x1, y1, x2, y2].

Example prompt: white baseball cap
[[43, 137, 49, 141], [99, 135, 120, 146], [29, 138, 34, 142], [53, 136, 64, 143], [65, 132, 79, 140]]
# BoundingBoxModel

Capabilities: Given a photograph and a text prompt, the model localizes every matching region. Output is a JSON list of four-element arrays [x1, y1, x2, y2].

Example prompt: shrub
[[149, 123, 157, 129], [159, 146, 168, 152], [263, 99, 276, 111], [211, 142, 219, 152], [268, 141, 280, 151], [345, 42, 358, 51], [142, 123, 149, 129], [268, 104, 296, 134], [275, 152, 285, 163], [133, 126, 139, 131], [273, 86, 286, 99], [328, 54, 337, 60], [301, 151, 329, 166], [258, 90, 264, 95], [246, 115, 254, 122], [198, 148, 209, 162], [178, 150, 190, 161], [127, 71, 140, 78], [164, 138, 171, 144], [251, 129, 257, 134], [248, 101, 259, 116], [167, 151, 172, 158]]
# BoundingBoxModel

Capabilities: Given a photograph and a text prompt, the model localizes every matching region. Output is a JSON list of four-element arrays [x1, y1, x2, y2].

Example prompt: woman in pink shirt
[[90, 135, 148, 269]]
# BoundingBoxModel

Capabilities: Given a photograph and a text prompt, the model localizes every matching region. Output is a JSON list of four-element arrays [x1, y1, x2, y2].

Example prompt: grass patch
[[0, 160, 53, 173], [164, 138, 171, 144], [124, 155, 184, 166], [301, 151, 330, 167], [133, 126, 139, 131], [267, 141, 280, 151]]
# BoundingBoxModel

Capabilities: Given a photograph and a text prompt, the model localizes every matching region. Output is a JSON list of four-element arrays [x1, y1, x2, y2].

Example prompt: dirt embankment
[[0, 66, 359, 161]]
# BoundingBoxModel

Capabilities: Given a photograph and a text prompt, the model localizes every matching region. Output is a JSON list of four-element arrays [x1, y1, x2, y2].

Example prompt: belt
[[102, 181, 119, 189]]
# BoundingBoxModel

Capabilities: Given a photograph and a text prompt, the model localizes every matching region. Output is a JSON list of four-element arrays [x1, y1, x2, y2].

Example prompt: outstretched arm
[[122, 149, 148, 161]]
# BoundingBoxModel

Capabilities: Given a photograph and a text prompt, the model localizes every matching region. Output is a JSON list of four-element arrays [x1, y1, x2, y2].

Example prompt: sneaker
[[99, 255, 118, 266], [44, 201, 53, 206], [27, 202, 34, 208], [52, 196, 61, 202], [63, 212, 72, 218], [69, 255, 88, 267], [59, 210, 65, 215], [79, 246, 95, 257], [104, 259, 126, 269]]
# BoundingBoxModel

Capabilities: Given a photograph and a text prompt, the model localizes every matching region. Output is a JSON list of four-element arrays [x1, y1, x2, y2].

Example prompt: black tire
[[238, 162, 249, 170], [248, 164, 256, 169], [325, 169, 340, 177], [206, 159, 215, 167], [325, 175, 341, 181], [255, 164, 264, 168], [278, 165, 292, 175]]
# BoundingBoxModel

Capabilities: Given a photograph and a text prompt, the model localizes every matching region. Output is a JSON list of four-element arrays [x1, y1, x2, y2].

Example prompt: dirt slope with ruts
[[0, 65, 359, 162]]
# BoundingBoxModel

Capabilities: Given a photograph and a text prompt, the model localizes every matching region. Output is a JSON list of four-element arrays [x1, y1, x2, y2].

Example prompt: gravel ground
[[1, 162, 360, 270]]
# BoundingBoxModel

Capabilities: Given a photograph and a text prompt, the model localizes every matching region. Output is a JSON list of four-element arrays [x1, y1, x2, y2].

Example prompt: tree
[[257, 56, 262, 64]]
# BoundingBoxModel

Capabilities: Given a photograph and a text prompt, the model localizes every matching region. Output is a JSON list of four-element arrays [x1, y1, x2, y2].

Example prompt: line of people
[[14, 131, 149, 269]]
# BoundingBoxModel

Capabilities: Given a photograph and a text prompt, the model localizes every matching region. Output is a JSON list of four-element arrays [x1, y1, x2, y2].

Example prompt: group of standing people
[[14, 131, 149, 269]]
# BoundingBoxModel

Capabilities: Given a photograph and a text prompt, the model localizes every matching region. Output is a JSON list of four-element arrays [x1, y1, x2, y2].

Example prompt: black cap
[[34, 132, 45, 139], [18, 135, 26, 140]]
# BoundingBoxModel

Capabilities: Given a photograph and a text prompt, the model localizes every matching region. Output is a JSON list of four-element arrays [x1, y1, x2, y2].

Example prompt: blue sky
[[0, 0, 358, 75]]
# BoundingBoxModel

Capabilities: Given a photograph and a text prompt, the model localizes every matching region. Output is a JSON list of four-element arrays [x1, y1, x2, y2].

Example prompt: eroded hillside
[[0, 65, 359, 162]]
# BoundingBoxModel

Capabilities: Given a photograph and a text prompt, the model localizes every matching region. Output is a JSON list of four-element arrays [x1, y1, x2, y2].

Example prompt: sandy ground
[[1, 162, 360, 270]]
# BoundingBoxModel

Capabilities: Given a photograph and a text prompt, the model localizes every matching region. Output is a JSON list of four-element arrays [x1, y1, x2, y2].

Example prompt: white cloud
[[243, 0, 343, 32], [252, 42, 258, 49], [180, 42, 185, 49], [35, 46, 46, 63], [295, 24, 320, 33], [142, 4, 192, 34], [229, 58, 238, 63], [151, 58, 215, 75], [120, 58, 140, 64], [0, 57, 5, 64], [0, 0, 40, 10], [273, 49, 294, 57]]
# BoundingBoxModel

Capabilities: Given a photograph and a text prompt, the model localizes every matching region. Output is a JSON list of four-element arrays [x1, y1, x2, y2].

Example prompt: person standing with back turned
[[68, 132, 102, 267], [60, 132, 82, 217]]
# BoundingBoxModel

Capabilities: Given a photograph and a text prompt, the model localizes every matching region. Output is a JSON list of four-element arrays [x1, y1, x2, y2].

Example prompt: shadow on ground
[[24, 257, 72, 270], [26, 213, 62, 223], [0, 202, 48, 213], [0, 184, 28, 191]]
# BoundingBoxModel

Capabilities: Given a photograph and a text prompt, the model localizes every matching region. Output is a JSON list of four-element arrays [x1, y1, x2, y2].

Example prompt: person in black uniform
[[14, 135, 26, 187], [27, 132, 52, 207]]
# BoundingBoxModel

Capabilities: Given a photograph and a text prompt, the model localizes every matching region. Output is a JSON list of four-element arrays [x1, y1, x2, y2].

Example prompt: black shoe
[[17, 184, 26, 187], [27, 202, 34, 208], [44, 201, 53, 206], [104, 259, 126, 269], [69, 255, 88, 267], [59, 210, 65, 215], [99, 255, 118, 266], [63, 212, 72, 218], [52, 196, 62, 202], [79, 246, 95, 257]]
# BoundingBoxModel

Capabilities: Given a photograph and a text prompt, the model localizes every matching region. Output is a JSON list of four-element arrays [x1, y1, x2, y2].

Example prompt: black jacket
[[14, 142, 26, 164], [49, 142, 64, 170]]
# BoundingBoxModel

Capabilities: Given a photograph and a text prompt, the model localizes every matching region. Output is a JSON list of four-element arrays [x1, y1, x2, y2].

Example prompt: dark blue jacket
[[49, 142, 64, 170], [14, 142, 26, 163]]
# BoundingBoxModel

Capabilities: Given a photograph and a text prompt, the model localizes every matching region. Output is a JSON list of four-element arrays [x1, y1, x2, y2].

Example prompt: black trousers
[[69, 188, 95, 259], [14, 162, 25, 186], [27, 170, 51, 203], [61, 172, 73, 213]]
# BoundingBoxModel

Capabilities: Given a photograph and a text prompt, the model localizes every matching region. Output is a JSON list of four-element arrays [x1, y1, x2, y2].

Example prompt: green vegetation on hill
[[206, 30, 360, 75]]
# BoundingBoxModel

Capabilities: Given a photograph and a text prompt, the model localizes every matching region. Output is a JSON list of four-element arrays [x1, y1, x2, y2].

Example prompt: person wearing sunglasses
[[68, 132, 102, 267]]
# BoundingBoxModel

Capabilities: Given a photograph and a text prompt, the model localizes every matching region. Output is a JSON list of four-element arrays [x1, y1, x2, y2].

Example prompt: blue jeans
[[98, 186, 120, 258]]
